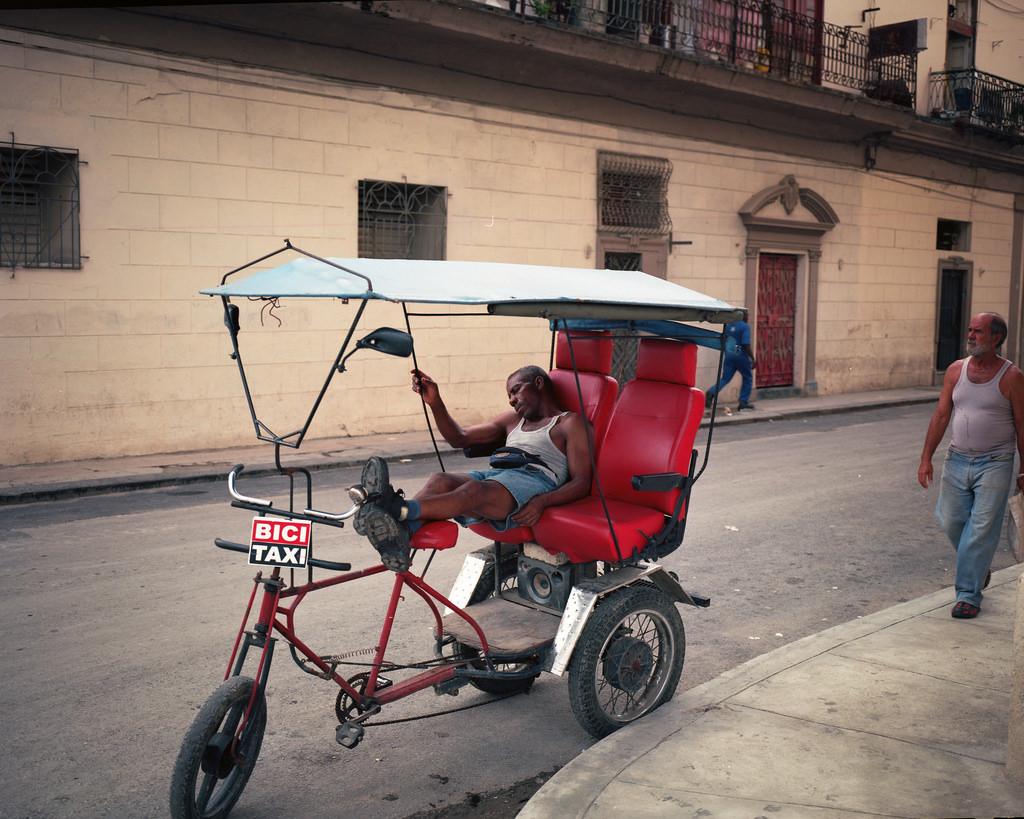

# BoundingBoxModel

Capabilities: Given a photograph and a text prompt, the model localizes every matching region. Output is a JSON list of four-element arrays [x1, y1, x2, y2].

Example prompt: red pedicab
[[170, 242, 741, 819]]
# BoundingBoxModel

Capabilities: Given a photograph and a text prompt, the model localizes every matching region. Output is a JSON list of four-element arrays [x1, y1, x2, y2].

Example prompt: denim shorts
[[457, 466, 559, 532]]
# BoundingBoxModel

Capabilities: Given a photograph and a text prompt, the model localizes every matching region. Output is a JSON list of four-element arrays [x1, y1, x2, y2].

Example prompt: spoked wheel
[[170, 676, 267, 819], [567, 584, 685, 738], [450, 641, 540, 696]]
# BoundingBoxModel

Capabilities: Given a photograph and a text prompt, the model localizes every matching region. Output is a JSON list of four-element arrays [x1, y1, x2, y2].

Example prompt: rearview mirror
[[355, 327, 414, 358]]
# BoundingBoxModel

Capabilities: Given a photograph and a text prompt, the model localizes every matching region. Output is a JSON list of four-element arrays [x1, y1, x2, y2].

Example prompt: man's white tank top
[[505, 412, 569, 485], [950, 359, 1015, 456]]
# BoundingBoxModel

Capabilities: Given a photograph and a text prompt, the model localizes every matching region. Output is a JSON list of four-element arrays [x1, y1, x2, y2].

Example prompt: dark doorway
[[936, 267, 968, 371]]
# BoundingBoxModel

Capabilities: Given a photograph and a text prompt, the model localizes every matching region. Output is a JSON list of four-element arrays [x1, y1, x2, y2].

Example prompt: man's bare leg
[[412, 475, 516, 522], [359, 460, 517, 571]]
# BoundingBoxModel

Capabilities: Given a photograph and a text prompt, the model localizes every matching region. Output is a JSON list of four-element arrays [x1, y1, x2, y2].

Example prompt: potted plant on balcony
[[534, 0, 553, 17]]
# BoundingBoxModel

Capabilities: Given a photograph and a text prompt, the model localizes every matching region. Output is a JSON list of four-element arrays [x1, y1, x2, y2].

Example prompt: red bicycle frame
[[219, 550, 494, 748]]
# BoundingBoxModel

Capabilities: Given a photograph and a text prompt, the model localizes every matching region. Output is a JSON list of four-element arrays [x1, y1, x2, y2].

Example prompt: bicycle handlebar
[[303, 504, 359, 522], [226, 465, 363, 523], [227, 464, 273, 507]]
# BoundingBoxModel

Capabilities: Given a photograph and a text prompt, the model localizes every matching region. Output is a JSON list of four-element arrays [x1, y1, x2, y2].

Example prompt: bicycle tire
[[169, 676, 267, 819], [567, 584, 684, 738]]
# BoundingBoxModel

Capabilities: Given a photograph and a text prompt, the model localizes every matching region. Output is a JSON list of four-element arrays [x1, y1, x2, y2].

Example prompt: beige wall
[[0, 27, 1016, 465]]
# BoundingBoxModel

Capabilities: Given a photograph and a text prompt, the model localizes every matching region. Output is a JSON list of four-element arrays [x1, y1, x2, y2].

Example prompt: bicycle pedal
[[335, 721, 364, 749]]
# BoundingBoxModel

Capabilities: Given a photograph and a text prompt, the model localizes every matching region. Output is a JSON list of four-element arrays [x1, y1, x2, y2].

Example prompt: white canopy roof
[[201, 256, 741, 324]]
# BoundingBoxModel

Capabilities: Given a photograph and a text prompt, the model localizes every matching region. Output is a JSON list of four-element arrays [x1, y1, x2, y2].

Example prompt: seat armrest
[[631, 472, 688, 492]]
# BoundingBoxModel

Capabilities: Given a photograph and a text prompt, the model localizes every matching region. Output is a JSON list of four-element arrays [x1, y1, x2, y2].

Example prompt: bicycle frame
[[216, 537, 504, 749]]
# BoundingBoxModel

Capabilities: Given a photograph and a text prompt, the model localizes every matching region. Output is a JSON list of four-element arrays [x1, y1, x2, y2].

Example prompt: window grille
[[358, 180, 447, 259], [603, 251, 643, 271], [1, 142, 81, 270], [602, 250, 642, 385], [598, 152, 672, 236]]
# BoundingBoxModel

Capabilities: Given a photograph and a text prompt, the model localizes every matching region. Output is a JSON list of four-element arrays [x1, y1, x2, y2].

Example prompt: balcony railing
[[495, 0, 917, 107], [929, 69, 1024, 138]]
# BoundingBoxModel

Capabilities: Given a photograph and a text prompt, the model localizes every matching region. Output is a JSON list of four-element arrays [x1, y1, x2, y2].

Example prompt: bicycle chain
[[361, 690, 520, 726], [324, 651, 524, 726]]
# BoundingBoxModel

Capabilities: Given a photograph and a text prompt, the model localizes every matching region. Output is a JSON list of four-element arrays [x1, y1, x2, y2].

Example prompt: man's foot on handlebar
[[354, 456, 405, 536], [363, 507, 411, 572]]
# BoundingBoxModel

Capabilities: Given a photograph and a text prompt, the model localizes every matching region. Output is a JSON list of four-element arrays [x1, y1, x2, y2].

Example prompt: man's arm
[[739, 322, 756, 370], [412, 369, 512, 448], [510, 413, 593, 526], [918, 362, 960, 488], [1002, 364, 1024, 496]]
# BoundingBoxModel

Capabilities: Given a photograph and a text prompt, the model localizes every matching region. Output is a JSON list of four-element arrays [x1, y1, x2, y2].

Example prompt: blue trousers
[[936, 450, 1014, 606], [708, 352, 753, 403]]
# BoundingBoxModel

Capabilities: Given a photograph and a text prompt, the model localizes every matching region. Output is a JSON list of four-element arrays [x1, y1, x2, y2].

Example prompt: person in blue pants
[[706, 310, 757, 412], [918, 312, 1024, 619]]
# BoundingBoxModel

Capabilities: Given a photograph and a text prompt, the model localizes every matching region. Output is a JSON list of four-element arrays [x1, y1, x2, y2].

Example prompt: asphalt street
[[2, 402, 1008, 818]]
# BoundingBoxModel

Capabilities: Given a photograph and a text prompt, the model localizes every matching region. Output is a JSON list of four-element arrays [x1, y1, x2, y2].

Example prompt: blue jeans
[[708, 352, 753, 403], [936, 450, 1014, 606], [456, 467, 558, 532]]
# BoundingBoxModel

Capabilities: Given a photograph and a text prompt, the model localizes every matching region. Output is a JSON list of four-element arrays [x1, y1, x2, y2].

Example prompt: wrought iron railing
[[929, 69, 1024, 137], [497, 0, 917, 107]]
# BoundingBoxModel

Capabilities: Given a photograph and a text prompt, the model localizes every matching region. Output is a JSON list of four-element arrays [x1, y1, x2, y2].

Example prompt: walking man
[[706, 309, 757, 412], [918, 312, 1024, 618]]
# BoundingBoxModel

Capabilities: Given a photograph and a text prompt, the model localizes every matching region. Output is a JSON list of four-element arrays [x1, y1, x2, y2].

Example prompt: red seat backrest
[[593, 337, 704, 515], [548, 330, 618, 444]]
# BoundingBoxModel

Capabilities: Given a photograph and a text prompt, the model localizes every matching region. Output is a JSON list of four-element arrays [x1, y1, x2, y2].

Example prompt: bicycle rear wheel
[[170, 676, 267, 819]]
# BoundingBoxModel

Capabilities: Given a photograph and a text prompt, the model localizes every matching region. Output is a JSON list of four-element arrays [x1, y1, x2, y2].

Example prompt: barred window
[[1, 143, 81, 270], [598, 152, 672, 236], [358, 180, 446, 260]]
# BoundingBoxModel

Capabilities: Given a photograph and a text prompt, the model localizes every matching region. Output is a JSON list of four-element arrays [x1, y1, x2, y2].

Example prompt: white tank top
[[950, 359, 1016, 456], [505, 412, 570, 485]]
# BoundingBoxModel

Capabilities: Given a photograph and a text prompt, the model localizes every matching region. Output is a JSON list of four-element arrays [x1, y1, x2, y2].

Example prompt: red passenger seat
[[532, 337, 705, 564], [468, 330, 618, 545], [548, 330, 618, 447]]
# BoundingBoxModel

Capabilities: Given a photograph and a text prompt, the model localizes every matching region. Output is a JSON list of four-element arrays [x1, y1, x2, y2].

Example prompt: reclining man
[[355, 366, 593, 572]]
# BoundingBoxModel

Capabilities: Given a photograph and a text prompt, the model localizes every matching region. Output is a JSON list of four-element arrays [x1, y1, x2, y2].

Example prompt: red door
[[756, 253, 797, 387]]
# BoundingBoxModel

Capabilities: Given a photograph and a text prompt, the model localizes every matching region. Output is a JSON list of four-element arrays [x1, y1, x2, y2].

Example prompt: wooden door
[[756, 253, 797, 387]]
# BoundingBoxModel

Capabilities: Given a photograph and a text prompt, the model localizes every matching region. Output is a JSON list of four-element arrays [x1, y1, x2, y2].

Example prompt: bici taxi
[[169, 242, 742, 819]]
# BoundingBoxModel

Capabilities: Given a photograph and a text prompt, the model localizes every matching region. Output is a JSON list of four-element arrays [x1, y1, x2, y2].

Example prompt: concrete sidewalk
[[0, 386, 940, 505], [521, 567, 1024, 819]]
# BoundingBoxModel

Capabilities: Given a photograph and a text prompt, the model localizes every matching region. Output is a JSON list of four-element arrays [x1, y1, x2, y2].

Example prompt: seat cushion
[[550, 370, 618, 445], [635, 336, 698, 386], [554, 330, 613, 373], [595, 380, 702, 514], [532, 496, 666, 564], [410, 520, 460, 551]]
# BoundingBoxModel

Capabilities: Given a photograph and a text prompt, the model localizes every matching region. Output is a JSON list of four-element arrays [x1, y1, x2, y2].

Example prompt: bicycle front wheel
[[170, 676, 267, 819]]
